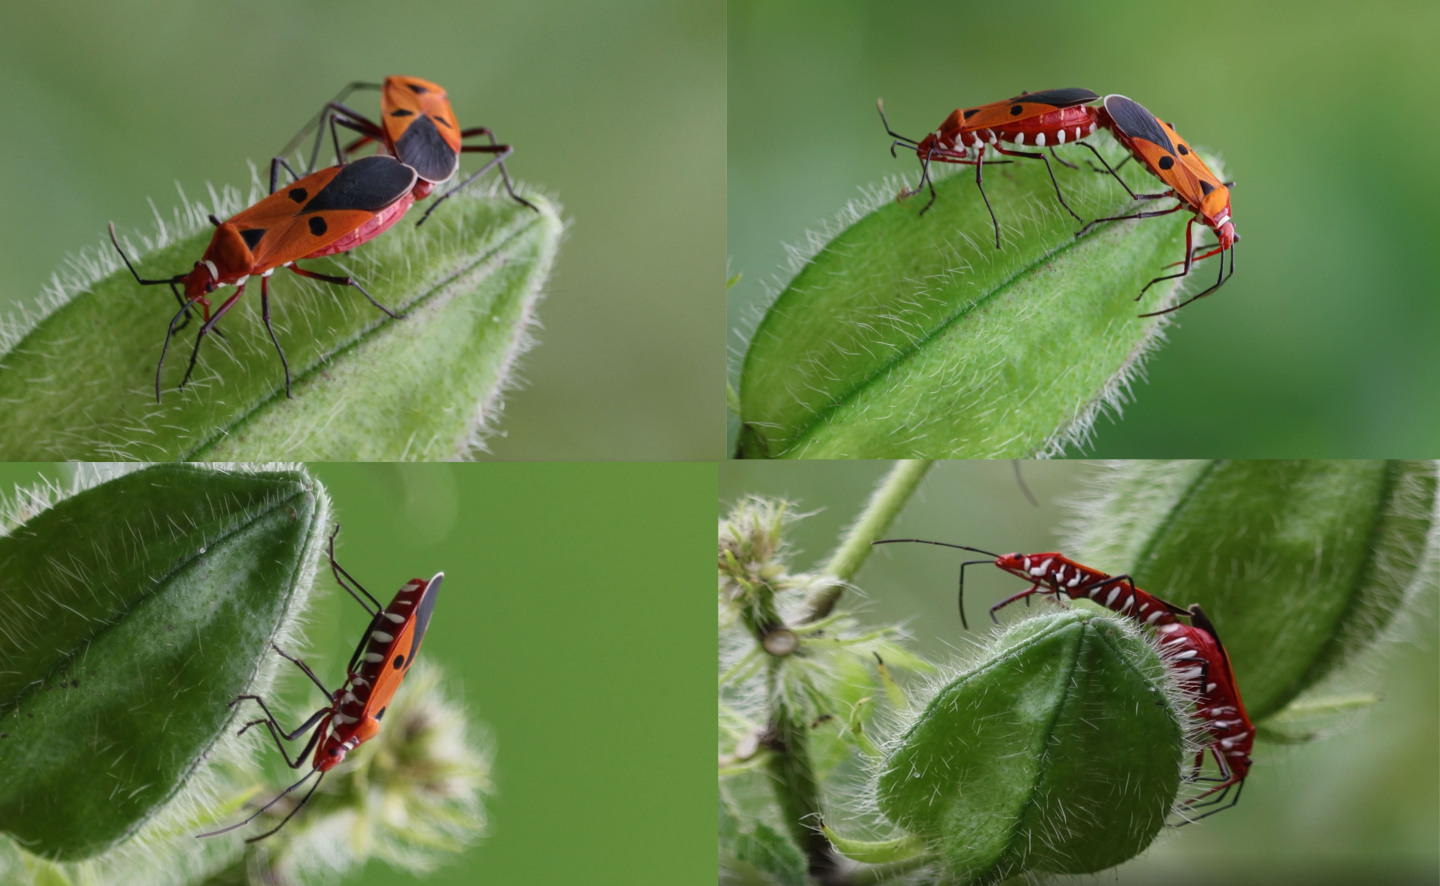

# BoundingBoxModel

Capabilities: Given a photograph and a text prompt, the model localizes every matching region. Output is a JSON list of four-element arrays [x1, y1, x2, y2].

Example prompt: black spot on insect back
[[392, 654, 406, 669], [1177, 143, 1190, 156], [1159, 156, 1174, 170], [963, 108, 980, 119], [288, 187, 308, 203], [308, 217, 327, 236], [241, 228, 266, 250], [1010, 104, 1024, 115], [390, 109, 415, 118]]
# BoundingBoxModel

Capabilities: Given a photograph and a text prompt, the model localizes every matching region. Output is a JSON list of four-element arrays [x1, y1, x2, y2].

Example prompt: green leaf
[[0, 464, 327, 859], [821, 826, 925, 865], [720, 794, 808, 886], [0, 189, 562, 460], [877, 610, 1184, 885], [736, 153, 1200, 458], [1068, 460, 1439, 720]]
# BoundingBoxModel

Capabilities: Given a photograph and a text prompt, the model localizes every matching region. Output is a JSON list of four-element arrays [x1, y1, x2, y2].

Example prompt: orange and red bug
[[876, 88, 1111, 248], [197, 525, 443, 842], [288, 75, 536, 225], [109, 154, 417, 401], [1078, 94, 1239, 316]]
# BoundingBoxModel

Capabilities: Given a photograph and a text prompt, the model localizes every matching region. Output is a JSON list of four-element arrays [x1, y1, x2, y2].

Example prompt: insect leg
[[1074, 200, 1184, 238], [1141, 239, 1234, 317], [255, 275, 292, 398], [418, 141, 535, 226], [327, 523, 384, 616], [285, 263, 405, 320], [155, 297, 203, 403], [277, 81, 381, 170], [268, 644, 337, 701], [991, 144, 1083, 223], [176, 283, 247, 393], [1074, 142, 1138, 197], [456, 134, 539, 213], [970, 144, 1004, 248], [232, 700, 330, 768], [1049, 146, 1080, 170], [989, 582, 1046, 622]]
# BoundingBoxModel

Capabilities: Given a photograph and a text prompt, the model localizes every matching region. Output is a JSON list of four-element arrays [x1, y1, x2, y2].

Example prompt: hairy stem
[[763, 695, 839, 884], [806, 460, 933, 621]]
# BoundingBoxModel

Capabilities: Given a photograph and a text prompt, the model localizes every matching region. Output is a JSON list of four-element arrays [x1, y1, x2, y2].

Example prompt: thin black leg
[[286, 263, 404, 320], [327, 523, 383, 615], [177, 284, 248, 393]]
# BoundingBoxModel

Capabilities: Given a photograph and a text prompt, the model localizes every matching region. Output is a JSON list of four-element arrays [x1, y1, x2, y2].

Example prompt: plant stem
[[763, 697, 840, 884], [805, 460, 933, 621]]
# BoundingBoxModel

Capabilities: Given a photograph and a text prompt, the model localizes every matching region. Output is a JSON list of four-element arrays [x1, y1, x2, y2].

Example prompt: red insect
[[877, 88, 1110, 247], [110, 154, 418, 401], [872, 540, 1189, 631], [1165, 604, 1255, 819], [288, 74, 536, 225], [873, 539, 1254, 816], [1078, 93, 1238, 316], [197, 525, 443, 842]]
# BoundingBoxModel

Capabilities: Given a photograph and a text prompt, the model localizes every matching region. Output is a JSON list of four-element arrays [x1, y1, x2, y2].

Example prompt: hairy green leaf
[[736, 153, 1205, 458], [0, 464, 327, 859], [0, 190, 561, 460], [1068, 460, 1439, 719]]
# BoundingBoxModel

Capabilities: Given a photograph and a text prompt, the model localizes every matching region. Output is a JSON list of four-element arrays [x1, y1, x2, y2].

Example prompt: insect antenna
[[876, 98, 920, 152], [872, 539, 1001, 630], [195, 768, 324, 840]]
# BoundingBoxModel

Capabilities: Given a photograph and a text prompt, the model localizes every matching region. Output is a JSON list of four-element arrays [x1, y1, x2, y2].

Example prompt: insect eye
[[206, 283, 216, 293]]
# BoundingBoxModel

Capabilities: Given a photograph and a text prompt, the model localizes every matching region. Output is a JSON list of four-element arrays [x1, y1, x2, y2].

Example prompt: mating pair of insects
[[875, 539, 1255, 819], [109, 75, 538, 403], [879, 89, 1238, 317]]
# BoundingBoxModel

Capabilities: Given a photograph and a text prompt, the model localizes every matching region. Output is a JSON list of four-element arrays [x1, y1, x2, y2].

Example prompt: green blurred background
[[728, 0, 1440, 457], [0, 463, 714, 884], [0, 0, 722, 460], [720, 461, 1438, 883]]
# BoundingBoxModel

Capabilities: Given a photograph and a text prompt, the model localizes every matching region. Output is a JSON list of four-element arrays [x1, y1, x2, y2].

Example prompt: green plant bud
[[0, 464, 326, 858], [736, 151, 1202, 459], [876, 610, 1185, 885], [0, 188, 561, 460], [1068, 460, 1439, 719]]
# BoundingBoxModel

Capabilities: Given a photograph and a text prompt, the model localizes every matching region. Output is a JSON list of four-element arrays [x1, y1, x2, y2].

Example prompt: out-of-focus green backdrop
[[0, 0, 722, 460], [720, 461, 1438, 883], [0, 463, 715, 884], [728, 1, 1440, 457]]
